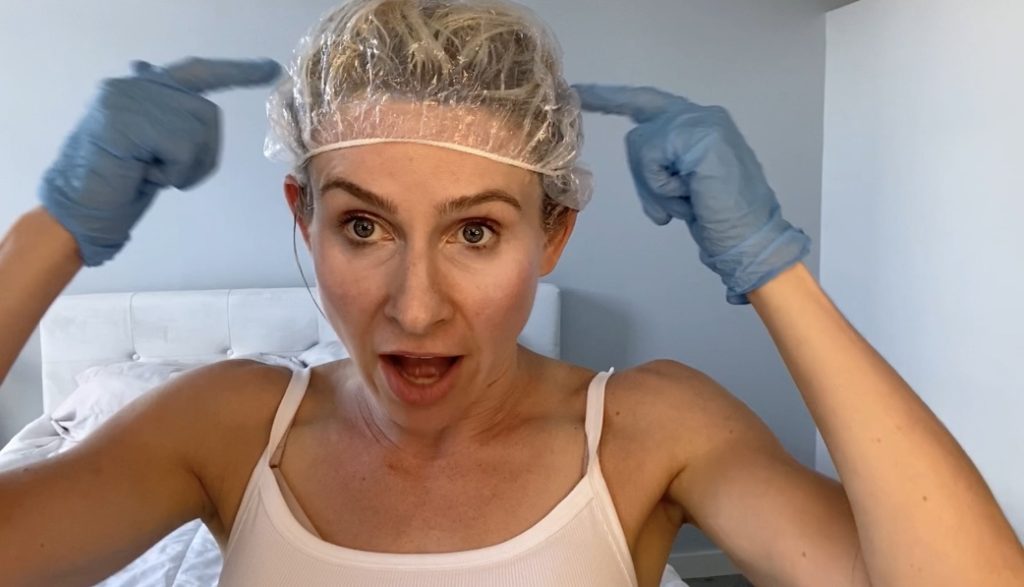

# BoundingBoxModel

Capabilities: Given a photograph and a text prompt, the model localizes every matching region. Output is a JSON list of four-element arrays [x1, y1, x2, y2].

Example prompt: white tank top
[[219, 367, 638, 586]]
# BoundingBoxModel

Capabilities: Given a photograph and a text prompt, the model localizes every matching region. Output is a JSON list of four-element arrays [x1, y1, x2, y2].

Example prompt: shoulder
[[111, 359, 296, 528], [125, 359, 294, 439], [606, 359, 764, 436], [101, 358, 295, 475], [603, 359, 782, 476], [172, 359, 295, 425], [152, 358, 295, 461], [2, 359, 298, 569]]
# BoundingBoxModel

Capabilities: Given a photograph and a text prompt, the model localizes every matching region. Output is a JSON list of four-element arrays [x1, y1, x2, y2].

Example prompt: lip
[[380, 350, 458, 358], [379, 353, 463, 407]]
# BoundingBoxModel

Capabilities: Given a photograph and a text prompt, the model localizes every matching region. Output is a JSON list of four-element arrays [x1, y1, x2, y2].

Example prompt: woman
[[1, 1, 1021, 585]]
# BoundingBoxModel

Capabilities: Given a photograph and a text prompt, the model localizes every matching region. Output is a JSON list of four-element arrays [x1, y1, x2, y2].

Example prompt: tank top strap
[[267, 367, 312, 466], [584, 368, 615, 459]]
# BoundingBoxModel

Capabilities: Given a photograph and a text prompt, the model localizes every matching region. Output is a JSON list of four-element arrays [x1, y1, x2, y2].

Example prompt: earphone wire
[[293, 215, 329, 322]]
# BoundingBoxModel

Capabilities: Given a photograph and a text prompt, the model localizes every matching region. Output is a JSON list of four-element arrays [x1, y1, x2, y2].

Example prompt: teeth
[[402, 373, 442, 384], [391, 355, 456, 384]]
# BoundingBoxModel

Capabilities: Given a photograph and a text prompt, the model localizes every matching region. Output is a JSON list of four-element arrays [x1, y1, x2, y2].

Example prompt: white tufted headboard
[[39, 283, 560, 414]]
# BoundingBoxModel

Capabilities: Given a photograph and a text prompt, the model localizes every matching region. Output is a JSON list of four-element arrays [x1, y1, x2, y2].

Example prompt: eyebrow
[[319, 176, 522, 216], [438, 191, 522, 216], [320, 177, 398, 215]]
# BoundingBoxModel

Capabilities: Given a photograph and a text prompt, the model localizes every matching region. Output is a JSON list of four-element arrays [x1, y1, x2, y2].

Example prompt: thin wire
[[293, 214, 328, 322]]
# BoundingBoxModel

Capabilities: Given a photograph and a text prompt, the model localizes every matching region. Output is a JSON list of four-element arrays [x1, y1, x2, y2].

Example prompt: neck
[[347, 346, 542, 460]]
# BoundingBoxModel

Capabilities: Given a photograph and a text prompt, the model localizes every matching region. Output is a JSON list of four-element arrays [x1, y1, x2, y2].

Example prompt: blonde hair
[[269, 0, 589, 226]]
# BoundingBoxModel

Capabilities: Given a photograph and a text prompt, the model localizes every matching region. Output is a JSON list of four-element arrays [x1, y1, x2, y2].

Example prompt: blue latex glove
[[574, 85, 811, 304], [39, 57, 281, 266]]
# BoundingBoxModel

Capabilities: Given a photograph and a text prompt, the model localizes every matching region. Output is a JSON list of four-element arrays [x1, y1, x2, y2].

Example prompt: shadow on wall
[[558, 288, 634, 371]]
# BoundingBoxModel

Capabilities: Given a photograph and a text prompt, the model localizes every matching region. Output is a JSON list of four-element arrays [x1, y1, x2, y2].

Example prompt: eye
[[457, 222, 496, 247], [351, 217, 375, 239], [340, 214, 387, 244]]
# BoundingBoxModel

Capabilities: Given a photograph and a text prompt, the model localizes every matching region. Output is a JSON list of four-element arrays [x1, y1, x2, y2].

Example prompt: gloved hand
[[39, 57, 281, 266], [573, 85, 811, 304]]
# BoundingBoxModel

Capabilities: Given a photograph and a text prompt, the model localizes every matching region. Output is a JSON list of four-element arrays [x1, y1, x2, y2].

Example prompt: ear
[[540, 210, 577, 276], [284, 175, 312, 247]]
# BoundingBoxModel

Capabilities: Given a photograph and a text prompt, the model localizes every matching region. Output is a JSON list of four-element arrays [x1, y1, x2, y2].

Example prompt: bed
[[0, 284, 689, 586]]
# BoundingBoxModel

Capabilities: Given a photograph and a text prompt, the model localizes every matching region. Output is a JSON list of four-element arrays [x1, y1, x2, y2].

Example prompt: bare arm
[[0, 208, 81, 385], [0, 373, 210, 586], [0, 209, 204, 584], [573, 82, 1023, 585], [0, 357, 290, 586], [656, 360, 871, 587], [0, 210, 287, 583], [746, 262, 1024, 585], [663, 262, 1022, 585], [0, 57, 282, 585], [2, 57, 279, 387]]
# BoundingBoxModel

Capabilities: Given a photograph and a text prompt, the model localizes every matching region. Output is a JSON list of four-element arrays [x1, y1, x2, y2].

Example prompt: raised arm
[[0, 209, 81, 385], [748, 262, 1024, 584], [576, 84, 1024, 585], [0, 56, 280, 387], [0, 57, 281, 585]]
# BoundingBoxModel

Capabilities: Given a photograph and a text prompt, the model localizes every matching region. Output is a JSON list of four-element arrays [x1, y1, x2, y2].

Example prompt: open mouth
[[378, 352, 466, 407], [379, 353, 465, 406], [381, 354, 461, 385]]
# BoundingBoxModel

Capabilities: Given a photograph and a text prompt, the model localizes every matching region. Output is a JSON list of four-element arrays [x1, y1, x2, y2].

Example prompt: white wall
[[0, 0, 833, 562], [820, 0, 1023, 537]]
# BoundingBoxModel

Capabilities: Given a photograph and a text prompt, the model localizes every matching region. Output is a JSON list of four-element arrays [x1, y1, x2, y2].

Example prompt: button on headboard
[[39, 284, 560, 413]]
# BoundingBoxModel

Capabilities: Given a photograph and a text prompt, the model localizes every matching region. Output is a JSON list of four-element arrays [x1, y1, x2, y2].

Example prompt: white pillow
[[297, 340, 349, 366], [51, 361, 199, 442]]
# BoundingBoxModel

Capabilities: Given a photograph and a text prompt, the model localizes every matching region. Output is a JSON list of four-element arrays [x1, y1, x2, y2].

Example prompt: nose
[[383, 247, 454, 336]]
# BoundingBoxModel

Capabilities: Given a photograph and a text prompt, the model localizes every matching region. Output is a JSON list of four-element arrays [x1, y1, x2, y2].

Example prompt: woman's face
[[287, 142, 574, 423]]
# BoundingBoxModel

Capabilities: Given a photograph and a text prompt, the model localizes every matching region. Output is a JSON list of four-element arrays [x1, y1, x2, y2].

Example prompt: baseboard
[[669, 549, 739, 578]]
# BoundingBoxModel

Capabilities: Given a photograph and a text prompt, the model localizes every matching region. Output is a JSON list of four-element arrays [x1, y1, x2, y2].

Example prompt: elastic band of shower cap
[[283, 133, 594, 211], [263, 0, 594, 211], [300, 138, 559, 176]]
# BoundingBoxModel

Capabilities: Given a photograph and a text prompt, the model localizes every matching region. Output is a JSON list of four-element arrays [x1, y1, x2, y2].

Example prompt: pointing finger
[[573, 84, 692, 124], [135, 57, 282, 94]]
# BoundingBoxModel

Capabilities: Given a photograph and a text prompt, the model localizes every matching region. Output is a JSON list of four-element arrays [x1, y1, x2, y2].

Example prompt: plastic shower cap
[[265, 0, 591, 210]]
